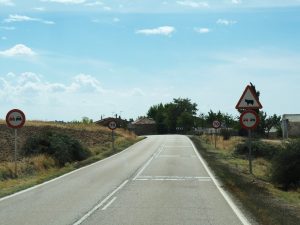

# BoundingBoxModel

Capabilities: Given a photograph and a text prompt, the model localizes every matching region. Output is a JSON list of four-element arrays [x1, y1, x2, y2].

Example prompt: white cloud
[[4, 14, 54, 25], [0, 72, 147, 120], [176, 0, 209, 8], [217, 19, 237, 26], [136, 26, 175, 36], [113, 17, 120, 23], [68, 74, 104, 93], [0, 26, 15, 30], [103, 6, 111, 11], [194, 27, 211, 33], [231, 0, 242, 4], [41, 0, 86, 4], [0, 0, 14, 6], [0, 44, 37, 57], [33, 7, 46, 11], [122, 88, 145, 97], [85, 1, 103, 6]]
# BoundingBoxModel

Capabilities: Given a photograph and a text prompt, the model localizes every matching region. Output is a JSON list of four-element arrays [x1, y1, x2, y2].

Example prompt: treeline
[[147, 98, 282, 137]]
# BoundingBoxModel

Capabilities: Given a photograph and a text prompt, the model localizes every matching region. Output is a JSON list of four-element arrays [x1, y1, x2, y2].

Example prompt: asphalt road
[[0, 135, 251, 225]]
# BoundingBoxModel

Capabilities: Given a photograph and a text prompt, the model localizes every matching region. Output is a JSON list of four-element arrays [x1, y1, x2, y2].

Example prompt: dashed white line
[[72, 180, 128, 225], [101, 197, 117, 211], [0, 138, 146, 203]]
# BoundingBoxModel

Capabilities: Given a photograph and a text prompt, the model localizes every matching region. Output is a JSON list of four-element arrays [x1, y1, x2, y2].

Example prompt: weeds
[[191, 136, 300, 225]]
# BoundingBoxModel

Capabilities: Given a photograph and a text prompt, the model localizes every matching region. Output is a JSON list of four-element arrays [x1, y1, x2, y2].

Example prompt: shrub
[[234, 140, 280, 160], [220, 129, 231, 140], [271, 140, 300, 190], [22, 131, 91, 166]]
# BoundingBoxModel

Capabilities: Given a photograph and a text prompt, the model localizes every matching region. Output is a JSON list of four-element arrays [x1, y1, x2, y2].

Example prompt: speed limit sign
[[108, 121, 117, 130], [212, 120, 221, 129]]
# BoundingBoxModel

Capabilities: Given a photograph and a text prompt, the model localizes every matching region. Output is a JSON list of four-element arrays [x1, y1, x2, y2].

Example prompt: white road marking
[[157, 155, 197, 158], [135, 176, 212, 181], [163, 146, 192, 148], [188, 137, 251, 225], [72, 180, 128, 225], [158, 155, 181, 157], [0, 138, 147, 203], [133, 146, 164, 180], [101, 197, 117, 211]]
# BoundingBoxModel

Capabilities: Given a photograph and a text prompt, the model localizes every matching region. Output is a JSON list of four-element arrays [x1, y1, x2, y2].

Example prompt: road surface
[[0, 135, 250, 225]]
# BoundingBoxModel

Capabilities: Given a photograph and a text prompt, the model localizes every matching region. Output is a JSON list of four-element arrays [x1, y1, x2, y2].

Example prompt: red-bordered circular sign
[[212, 120, 221, 129], [108, 121, 117, 130], [6, 109, 26, 129], [239, 110, 260, 130]]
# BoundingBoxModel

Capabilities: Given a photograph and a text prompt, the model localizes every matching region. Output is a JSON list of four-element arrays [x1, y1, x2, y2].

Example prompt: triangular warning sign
[[236, 85, 263, 109]]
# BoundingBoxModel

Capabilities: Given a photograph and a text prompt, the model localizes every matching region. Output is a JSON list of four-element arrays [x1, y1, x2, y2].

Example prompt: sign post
[[236, 84, 262, 174], [108, 121, 117, 152], [212, 120, 221, 149], [239, 110, 260, 174], [6, 109, 26, 177]]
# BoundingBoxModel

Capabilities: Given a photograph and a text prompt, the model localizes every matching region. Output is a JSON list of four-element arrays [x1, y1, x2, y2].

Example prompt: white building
[[282, 114, 300, 138]]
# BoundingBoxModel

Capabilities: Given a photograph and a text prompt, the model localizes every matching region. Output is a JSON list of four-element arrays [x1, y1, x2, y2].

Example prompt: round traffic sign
[[108, 121, 117, 130], [6, 109, 26, 129], [239, 110, 260, 130], [212, 120, 221, 129]]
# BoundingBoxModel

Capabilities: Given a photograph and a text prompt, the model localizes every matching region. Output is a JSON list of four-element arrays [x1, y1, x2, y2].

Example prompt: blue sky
[[0, 0, 300, 121]]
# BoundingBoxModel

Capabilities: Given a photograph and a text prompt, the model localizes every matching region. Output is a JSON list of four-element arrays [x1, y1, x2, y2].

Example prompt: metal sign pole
[[14, 129, 18, 177], [214, 129, 217, 149], [112, 129, 115, 152], [248, 129, 253, 174]]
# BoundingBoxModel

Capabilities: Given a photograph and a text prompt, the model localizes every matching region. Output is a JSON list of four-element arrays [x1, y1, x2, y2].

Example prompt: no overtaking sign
[[239, 110, 260, 130], [6, 109, 26, 129]]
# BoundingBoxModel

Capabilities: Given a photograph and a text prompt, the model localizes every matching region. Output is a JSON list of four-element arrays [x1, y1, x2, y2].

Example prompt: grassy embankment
[[0, 121, 141, 198], [191, 135, 300, 225]]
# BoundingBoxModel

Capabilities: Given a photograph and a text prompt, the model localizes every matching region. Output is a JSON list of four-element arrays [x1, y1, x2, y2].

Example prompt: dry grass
[[0, 120, 139, 198], [202, 134, 245, 151], [0, 119, 136, 136], [191, 136, 300, 225], [0, 155, 56, 180]]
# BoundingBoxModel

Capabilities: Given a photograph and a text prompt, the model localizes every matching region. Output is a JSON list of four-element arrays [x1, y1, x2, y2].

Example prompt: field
[[0, 120, 140, 198], [191, 135, 300, 225]]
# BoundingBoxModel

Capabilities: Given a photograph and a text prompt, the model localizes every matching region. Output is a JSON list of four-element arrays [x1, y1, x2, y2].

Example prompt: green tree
[[147, 103, 168, 134], [265, 114, 281, 137], [147, 98, 198, 134], [256, 112, 281, 137], [81, 117, 93, 124], [177, 111, 194, 132]]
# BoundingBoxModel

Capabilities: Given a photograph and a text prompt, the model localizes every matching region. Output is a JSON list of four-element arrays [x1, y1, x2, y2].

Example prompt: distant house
[[95, 116, 128, 129], [128, 118, 156, 135], [282, 114, 300, 138]]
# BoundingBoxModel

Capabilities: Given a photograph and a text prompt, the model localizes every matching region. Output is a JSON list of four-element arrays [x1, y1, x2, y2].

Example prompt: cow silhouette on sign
[[245, 99, 254, 106]]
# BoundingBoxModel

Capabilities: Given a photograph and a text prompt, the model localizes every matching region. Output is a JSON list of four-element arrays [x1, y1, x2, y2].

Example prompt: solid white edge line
[[0, 138, 147, 203], [73, 180, 128, 225], [101, 197, 117, 211], [188, 136, 251, 225]]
